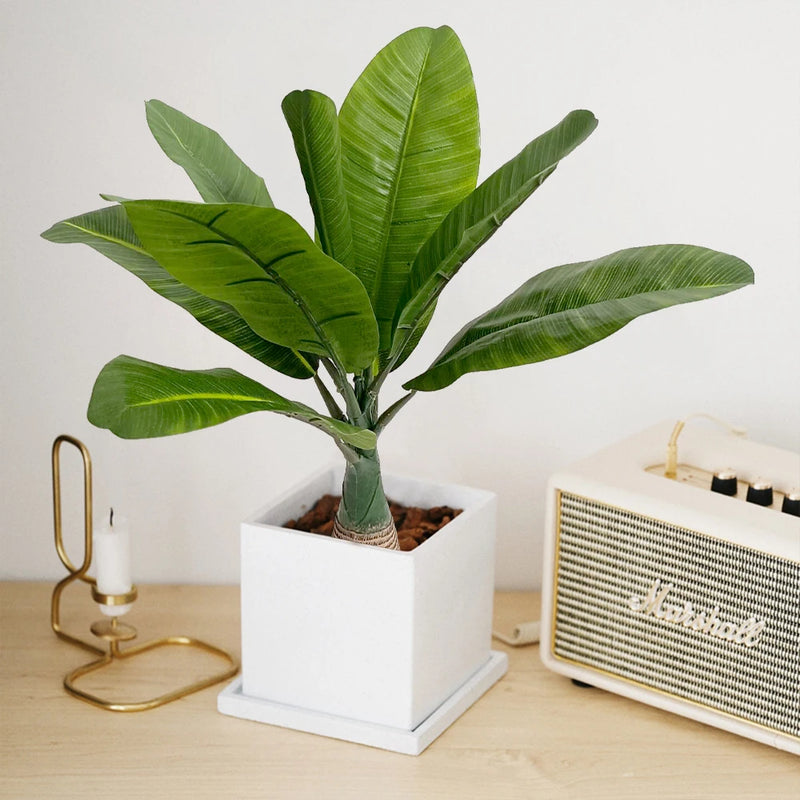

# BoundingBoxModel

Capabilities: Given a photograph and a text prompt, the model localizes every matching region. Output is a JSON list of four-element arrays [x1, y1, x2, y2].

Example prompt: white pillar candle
[[93, 510, 133, 617]]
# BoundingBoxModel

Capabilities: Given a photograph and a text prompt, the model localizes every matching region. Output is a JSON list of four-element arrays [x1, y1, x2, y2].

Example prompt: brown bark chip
[[285, 495, 462, 551]]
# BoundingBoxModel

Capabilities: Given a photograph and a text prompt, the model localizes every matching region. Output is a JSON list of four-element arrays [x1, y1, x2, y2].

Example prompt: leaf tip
[[280, 89, 302, 110], [40, 223, 58, 241], [572, 108, 599, 129]]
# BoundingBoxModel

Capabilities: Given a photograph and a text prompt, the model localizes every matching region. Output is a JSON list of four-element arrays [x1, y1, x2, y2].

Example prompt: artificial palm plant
[[43, 26, 753, 550]]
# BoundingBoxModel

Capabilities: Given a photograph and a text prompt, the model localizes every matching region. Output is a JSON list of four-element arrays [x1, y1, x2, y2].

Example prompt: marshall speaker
[[540, 418, 800, 755]]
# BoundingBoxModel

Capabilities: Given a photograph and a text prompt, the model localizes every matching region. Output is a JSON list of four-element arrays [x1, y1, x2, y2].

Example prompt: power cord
[[492, 620, 540, 646]]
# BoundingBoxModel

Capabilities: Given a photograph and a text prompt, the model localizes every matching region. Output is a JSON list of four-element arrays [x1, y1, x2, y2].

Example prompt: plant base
[[217, 651, 507, 755]]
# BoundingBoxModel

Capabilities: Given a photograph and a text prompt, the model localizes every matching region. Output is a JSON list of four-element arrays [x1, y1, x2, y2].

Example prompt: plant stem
[[335, 449, 396, 544], [313, 374, 346, 421], [320, 357, 362, 423], [374, 390, 416, 435], [368, 361, 391, 398], [332, 438, 359, 465]]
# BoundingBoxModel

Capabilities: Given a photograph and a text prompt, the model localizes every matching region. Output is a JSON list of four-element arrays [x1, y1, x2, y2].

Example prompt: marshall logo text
[[627, 579, 766, 648]]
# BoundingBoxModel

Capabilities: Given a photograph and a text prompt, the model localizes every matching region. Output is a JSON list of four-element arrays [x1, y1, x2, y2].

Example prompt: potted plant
[[42, 25, 753, 753]]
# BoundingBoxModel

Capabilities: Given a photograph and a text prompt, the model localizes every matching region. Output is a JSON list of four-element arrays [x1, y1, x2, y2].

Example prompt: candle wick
[[109, 507, 114, 528]]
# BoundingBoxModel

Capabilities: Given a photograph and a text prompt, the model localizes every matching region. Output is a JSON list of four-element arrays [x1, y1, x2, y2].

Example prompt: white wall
[[2, 0, 798, 588]]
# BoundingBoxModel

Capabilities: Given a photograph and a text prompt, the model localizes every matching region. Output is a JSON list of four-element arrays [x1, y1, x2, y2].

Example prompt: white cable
[[681, 413, 747, 438], [492, 620, 540, 646]]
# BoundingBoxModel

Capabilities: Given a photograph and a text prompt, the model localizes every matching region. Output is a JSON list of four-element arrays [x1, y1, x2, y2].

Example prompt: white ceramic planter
[[218, 464, 507, 754]]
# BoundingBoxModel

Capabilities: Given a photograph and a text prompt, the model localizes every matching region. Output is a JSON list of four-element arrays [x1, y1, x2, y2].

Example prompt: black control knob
[[782, 489, 800, 517], [746, 479, 774, 507], [711, 469, 738, 496]]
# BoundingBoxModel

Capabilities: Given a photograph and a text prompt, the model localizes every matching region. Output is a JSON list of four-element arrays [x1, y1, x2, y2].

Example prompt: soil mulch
[[285, 494, 462, 551]]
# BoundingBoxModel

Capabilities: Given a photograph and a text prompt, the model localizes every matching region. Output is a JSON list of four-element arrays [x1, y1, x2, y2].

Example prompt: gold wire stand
[[51, 434, 239, 712]]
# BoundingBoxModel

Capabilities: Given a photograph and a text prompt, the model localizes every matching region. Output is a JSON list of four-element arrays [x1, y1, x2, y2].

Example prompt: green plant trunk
[[333, 450, 399, 549]]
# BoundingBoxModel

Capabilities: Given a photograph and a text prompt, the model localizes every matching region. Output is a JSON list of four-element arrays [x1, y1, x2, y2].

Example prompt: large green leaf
[[405, 245, 754, 391], [339, 25, 480, 352], [146, 99, 274, 206], [41, 205, 316, 379], [391, 110, 598, 366], [88, 355, 376, 448], [281, 90, 354, 270], [122, 200, 379, 372]]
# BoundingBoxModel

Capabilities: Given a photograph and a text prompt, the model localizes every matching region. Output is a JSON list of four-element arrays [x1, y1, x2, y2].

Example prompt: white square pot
[[218, 464, 507, 754]]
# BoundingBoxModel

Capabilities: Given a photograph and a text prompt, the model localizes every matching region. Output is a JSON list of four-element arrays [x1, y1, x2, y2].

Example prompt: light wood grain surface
[[1, 583, 797, 799]]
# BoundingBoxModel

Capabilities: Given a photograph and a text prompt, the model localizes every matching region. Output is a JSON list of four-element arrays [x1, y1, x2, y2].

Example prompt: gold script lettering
[[627, 579, 766, 648]]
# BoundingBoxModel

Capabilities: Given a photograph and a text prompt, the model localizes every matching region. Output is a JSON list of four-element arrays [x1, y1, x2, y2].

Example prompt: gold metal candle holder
[[51, 434, 238, 711]]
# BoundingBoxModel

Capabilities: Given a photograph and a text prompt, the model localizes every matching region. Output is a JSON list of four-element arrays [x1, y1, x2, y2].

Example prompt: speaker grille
[[553, 492, 800, 739]]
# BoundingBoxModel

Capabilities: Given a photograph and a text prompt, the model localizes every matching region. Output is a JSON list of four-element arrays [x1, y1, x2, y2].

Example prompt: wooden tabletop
[[1, 583, 797, 799]]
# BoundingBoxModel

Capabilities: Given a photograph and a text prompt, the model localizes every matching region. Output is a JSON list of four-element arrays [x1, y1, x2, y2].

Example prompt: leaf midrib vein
[[62, 222, 148, 254], [298, 106, 334, 258], [153, 107, 228, 200], [157, 206, 336, 360], [130, 392, 271, 408], [369, 41, 433, 311]]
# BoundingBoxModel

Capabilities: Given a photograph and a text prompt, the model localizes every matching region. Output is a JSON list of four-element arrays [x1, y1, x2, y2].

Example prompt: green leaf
[[281, 90, 354, 270], [88, 355, 376, 448], [339, 25, 480, 352], [391, 110, 598, 365], [122, 200, 379, 372], [405, 245, 754, 391], [146, 99, 274, 206], [41, 206, 317, 379]]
